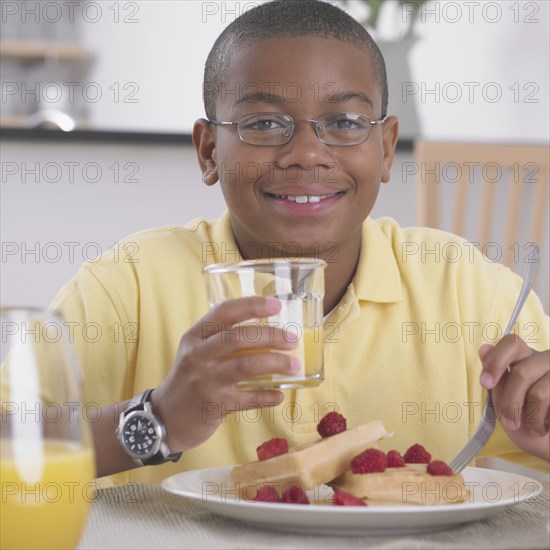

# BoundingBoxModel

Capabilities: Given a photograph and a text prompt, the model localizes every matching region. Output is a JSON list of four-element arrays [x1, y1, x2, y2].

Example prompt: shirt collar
[[353, 217, 402, 303], [210, 212, 402, 303], [209, 211, 243, 264]]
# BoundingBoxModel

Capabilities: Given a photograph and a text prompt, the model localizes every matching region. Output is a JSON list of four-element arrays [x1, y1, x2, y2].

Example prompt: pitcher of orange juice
[[0, 308, 95, 550], [203, 258, 326, 390]]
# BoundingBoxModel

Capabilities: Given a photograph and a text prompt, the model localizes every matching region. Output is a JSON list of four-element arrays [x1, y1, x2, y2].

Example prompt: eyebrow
[[234, 90, 375, 110], [234, 92, 285, 106], [324, 91, 374, 110]]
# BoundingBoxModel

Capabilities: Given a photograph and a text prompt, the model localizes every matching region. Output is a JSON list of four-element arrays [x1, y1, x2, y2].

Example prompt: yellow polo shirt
[[51, 213, 549, 485]]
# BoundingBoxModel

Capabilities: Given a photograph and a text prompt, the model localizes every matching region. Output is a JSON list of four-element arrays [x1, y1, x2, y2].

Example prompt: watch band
[[124, 388, 154, 414], [121, 389, 182, 466], [124, 389, 153, 412]]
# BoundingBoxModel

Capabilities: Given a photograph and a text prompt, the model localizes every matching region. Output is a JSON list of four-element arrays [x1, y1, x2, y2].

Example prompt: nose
[[276, 120, 334, 171]]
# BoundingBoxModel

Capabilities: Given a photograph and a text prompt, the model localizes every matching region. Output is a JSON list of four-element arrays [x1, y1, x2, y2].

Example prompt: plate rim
[[161, 464, 544, 514]]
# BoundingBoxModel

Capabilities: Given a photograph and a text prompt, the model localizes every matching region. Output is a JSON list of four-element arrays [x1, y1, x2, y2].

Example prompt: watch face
[[122, 413, 159, 457]]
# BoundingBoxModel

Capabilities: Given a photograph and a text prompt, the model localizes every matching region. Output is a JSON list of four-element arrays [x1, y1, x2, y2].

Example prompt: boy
[[51, 0, 549, 484]]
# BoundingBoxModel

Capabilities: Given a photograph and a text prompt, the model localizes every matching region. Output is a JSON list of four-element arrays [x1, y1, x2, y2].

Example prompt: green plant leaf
[[341, 0, 384, 30], [342, 0, 430, 36], [362, 0, 384, 29]]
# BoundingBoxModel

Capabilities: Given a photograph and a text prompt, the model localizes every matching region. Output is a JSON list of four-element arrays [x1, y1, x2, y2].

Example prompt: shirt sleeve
[[49, 264, 138, 410]]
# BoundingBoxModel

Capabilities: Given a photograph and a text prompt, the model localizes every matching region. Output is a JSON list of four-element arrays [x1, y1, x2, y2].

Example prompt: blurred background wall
[[1, 0, 548, 310]]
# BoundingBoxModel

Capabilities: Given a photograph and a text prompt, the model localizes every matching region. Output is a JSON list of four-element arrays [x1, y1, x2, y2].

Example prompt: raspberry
[[282, 484, 310, 505], [404, 443, 432, 464], [317, 411, 347, 437], [427, 460, 454, 476], [350, 448, 387, 473], [387, 449, 406, 468], [332, 490, 367, 506], [254, 485, 280, 502], [256, 438, 289, 461]]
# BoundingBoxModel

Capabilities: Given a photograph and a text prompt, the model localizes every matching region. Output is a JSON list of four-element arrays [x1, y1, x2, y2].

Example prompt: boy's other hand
[[150, 297, 298, 455], [479, 336, 549, 460]]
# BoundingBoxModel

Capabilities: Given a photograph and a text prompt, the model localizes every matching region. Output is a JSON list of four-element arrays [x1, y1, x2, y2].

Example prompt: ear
[[380, 115, 399, 184], [193, 118, 218, 186]]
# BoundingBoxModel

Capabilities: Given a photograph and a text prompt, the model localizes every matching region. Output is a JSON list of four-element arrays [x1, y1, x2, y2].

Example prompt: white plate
[[161, 466, 543, 535]]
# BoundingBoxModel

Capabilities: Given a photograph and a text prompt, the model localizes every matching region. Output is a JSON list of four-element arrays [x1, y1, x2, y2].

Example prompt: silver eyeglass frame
[[208, 112, 388, 146]]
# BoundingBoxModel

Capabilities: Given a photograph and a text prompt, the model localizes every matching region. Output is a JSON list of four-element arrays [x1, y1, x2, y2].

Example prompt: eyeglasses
[[208, 112, 388, 147]]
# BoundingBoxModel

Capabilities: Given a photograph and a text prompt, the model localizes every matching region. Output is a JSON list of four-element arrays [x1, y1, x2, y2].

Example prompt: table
[[78, 480, 550, 549]]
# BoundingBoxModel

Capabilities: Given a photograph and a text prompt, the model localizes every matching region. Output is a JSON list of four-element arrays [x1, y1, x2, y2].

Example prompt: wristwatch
[[116, 389, 182, 466]]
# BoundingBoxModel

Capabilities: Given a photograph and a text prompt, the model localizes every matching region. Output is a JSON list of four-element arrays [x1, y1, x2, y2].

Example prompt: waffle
[[231, 420, 392, 491], [330, 463, 469, 505]]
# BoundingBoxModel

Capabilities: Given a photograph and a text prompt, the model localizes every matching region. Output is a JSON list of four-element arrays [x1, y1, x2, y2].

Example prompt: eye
[[325, 113, 367, 131], [240, 114, 288, 132]]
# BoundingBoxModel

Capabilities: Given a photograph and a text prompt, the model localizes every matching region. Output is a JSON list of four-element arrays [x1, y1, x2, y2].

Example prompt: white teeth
[[272, 193, 339, 203]]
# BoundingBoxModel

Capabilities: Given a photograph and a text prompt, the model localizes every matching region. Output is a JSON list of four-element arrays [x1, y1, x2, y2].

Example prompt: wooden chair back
[[414, 141, 549, 309]]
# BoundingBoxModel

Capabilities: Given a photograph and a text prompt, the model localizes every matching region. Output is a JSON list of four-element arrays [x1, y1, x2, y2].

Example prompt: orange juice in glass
[[203, 259, 326, 390], [0, 308, 96, 550]]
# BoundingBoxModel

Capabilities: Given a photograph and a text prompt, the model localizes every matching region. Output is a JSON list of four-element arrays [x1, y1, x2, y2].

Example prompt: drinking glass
[[203, 259, 326, 390], [0, 308, 95, 550]]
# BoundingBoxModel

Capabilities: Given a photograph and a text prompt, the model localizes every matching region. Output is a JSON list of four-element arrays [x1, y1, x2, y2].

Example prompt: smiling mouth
[[266, 192, 345, 203]]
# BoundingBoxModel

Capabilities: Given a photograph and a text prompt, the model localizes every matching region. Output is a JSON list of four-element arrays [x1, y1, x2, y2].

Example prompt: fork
[[449, 247, 540, 472]]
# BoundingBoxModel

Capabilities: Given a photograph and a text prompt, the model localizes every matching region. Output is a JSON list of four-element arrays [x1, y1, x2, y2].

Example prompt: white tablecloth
[[78, 480, 550, 549]]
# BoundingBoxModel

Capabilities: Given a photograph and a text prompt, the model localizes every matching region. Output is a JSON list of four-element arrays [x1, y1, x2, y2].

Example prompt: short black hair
[[203, 0, 388, 120]]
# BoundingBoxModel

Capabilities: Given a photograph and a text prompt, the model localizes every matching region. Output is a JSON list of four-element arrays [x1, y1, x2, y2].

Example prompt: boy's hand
[[479, 335, 549, 460], [150, 297, 298, 454]]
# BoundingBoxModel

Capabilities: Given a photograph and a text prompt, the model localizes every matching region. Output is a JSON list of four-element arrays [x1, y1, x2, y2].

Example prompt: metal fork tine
[[449, 413, 496, 471], [450, 449, 473, 471], [451, 427, 493, 469], [452, 447, 470, 466], [453, 453, 475, 472], [450, 459, 464, 472], [453, 459, 469, 472], [450, 439, 485, 471], [457, 448, 481, 470]]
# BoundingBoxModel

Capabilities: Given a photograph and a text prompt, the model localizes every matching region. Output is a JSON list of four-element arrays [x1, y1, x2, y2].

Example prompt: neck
[[234, 230, 363, 317]]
